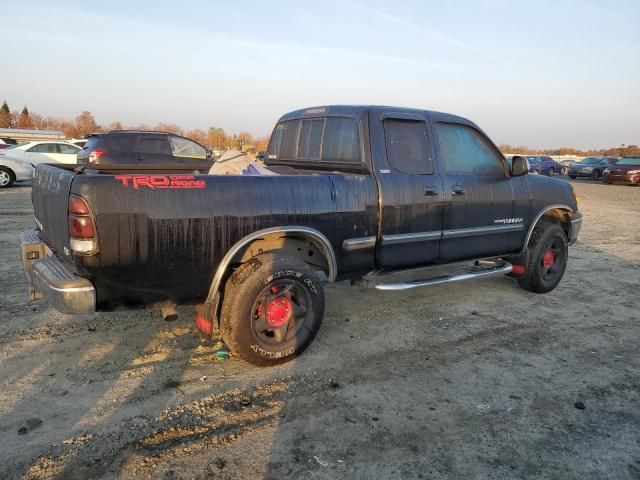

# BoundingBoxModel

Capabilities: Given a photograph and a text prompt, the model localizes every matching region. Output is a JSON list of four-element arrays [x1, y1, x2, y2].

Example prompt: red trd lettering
[[115, 175, 205, 189], [114, 175, 132, 186]]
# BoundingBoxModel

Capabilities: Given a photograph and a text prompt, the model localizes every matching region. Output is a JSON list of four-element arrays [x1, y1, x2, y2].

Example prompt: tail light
[[68, 194, 98, 254], [88, 149, 107, 163]]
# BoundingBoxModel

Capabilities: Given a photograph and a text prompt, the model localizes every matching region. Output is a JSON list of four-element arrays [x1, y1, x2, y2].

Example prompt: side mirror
[[257, 150, 267, 160], [511, 156, 529, 176], [205, 148, 213, 159]]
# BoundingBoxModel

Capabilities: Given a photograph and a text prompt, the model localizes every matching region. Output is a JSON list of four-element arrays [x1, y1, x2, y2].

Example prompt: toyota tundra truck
[[20, 105, 582, 365]]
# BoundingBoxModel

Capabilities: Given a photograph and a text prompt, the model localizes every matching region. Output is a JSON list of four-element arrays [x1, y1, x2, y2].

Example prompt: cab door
[[432, 121, 526, 262], [370, 109, 444, 269]]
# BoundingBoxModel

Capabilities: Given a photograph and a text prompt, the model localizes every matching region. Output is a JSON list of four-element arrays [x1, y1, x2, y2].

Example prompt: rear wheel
[[547, 168, 555, 176], [0, 167, 15, 188], [591, 169, 600, 181], [220, 253, 325, 366], [517, 223, 568, 293]]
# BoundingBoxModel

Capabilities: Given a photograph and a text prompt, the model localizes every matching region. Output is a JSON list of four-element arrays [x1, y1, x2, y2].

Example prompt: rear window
[[83, 137, 103, 151], [108, 135, 136, 151], [268, 117, 361, 164]]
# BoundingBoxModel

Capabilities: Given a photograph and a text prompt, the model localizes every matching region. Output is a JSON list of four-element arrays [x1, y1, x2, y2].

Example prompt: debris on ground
[[574, 401, 586, 410], [314, 455, 329, 467]]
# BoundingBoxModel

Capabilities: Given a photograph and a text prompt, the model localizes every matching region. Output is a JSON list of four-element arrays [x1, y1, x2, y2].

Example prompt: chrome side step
[[374, 262, 512, 291]]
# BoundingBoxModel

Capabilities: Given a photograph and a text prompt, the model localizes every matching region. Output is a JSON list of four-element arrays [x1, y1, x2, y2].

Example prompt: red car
[[603, 157, 640, 185]]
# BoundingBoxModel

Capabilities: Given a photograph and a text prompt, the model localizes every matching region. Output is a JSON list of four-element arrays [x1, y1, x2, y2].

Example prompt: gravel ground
[[0, 179, 638, 480]]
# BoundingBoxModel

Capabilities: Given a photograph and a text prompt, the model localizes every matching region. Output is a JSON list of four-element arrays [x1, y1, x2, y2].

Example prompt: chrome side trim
[[206, 226, 338, 305], [442, 224, 524, 239], [375, 262, 513, 291], [343, 236, 376, 252], [382, 231, 441, 245], [520, 204, 574, 253]]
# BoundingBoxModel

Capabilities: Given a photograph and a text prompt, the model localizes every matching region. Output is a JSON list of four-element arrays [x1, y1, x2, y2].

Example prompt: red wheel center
[[542, 249, 554, 268], [266, 296, 292, 327]]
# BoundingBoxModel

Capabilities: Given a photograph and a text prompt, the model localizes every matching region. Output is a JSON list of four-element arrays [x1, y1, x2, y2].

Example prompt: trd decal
[[494, 218, 523, 224], [114, 175, 206, 189]]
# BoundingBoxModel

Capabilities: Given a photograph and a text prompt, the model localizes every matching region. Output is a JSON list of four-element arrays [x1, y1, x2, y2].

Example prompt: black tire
[[517, 223, 568, 294], [220, 253, 325, 366], [591, 169, 600, 181], [0, 167, 15, 188], [569, 175, 576, 179], [547, 168, 555, 177]]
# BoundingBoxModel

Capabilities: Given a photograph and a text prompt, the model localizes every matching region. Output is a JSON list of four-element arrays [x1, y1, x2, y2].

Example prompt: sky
[[1, 0, 638, 149]]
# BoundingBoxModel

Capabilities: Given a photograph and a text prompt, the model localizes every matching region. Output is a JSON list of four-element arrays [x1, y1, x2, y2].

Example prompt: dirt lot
[[0, 179, 638, 480]]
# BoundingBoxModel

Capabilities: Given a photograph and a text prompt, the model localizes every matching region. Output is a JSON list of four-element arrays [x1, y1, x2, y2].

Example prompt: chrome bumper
[[20, 229, 95, 315]]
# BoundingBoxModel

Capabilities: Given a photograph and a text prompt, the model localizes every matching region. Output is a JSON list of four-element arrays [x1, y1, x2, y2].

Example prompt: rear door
[[132, 135, 173, 164], [433, 121, 525, 261], [370, 108, 444, 269]]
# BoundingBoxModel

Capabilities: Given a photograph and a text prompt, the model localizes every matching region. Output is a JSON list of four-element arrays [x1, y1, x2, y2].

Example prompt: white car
[[0, 141, 81, 188], [0, 157, 34, 188], [0, 140, 81, 166]]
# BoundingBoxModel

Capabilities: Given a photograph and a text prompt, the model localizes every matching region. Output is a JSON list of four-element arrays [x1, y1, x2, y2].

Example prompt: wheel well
[[538, 209, 571, 239], [0, 166, 16, 178], [232, 233, 331, 279]]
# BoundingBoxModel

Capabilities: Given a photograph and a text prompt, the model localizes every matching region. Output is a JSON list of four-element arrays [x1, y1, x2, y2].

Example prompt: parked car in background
[[0, 141, 81, 166], [0, 156, 34, 188], [77, 131, 213, 170], [70, 139, 87, 148], [568, 157, 618, 180], [527, 156, 560, 176], [603, 156, 640, 185], [0, 138, 18, 149]]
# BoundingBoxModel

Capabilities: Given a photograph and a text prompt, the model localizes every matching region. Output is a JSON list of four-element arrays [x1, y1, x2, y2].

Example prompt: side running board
[[374, 262, 513, 291]]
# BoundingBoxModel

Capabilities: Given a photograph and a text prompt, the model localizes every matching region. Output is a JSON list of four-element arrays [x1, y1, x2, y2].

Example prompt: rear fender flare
[[205, 226, 337, 306]]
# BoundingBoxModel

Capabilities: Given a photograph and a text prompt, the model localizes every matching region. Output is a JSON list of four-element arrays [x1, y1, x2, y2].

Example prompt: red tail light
[[68, 195, 98, 253], [68, 216, 95, 238], [69, 194, 90, 215], [88, 149, 107, 163]]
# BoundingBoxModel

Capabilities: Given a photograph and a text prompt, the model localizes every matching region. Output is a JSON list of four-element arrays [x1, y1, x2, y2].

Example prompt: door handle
[[424, 188, 439, 196], [452, 185, 466, 195]]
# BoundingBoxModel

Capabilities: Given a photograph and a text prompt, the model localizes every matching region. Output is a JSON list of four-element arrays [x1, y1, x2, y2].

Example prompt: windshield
[[527, 157, 541, 164], [615, 157, 640, 166], [580, 157, 600, 164]]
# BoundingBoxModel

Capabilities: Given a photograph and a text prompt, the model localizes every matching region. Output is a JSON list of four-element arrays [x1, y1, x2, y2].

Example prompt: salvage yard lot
[[0, 180, 638, 479]]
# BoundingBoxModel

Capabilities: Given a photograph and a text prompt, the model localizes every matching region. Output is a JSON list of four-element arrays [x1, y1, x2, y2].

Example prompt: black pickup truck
[[20, 105, 582, 365]]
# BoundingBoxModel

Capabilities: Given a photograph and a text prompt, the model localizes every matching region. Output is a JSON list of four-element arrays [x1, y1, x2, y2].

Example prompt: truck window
[[269, 120, 300, 160], [298, 119, 324, 160], [436, 123, 504, 176], [383, 119, 433, 174], [269, 117, 361, 164], [321, 117, 360, 163]]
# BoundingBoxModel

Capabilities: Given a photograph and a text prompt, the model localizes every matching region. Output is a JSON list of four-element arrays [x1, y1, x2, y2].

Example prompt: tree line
[[1, 101, 636, 156], [0, 101, 270, 151]]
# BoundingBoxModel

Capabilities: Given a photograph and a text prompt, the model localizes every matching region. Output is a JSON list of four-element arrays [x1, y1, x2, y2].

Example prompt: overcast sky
[[2, 0, 638, 148]]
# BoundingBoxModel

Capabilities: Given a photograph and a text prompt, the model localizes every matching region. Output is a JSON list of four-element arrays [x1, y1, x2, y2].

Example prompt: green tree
[[0, 101, 11, 128]]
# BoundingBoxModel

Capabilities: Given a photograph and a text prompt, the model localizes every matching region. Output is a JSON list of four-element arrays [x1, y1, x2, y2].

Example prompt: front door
[[370, 109, 444, 269], [433, 121, 524, 262]]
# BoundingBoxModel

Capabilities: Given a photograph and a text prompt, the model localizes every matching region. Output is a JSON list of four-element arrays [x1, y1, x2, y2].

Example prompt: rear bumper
[[569, 212, 582, 245], [20, 229, 95, 315]]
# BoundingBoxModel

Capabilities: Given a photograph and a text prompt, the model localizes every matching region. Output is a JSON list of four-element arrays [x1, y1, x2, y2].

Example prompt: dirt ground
[[0, 179, 638, 480]]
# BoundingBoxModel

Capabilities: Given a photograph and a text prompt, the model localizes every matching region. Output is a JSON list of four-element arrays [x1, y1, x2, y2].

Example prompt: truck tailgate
[[32, 164, 76, 255]]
